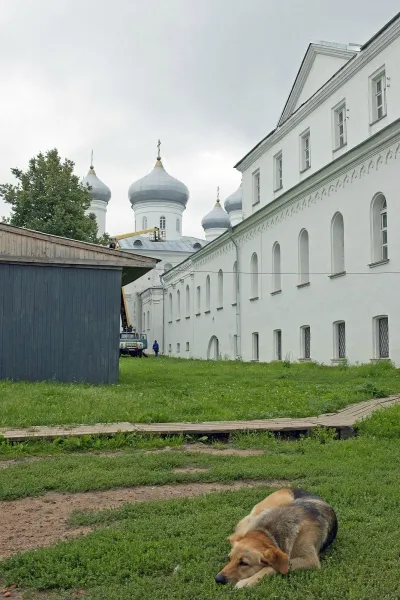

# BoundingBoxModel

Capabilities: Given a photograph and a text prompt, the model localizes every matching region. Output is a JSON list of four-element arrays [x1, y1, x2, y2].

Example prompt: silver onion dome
[[201, 199, 230, 231], [128, 141, 189, 208], [224, 182, 242, 213], [82, 162, 111, 204]]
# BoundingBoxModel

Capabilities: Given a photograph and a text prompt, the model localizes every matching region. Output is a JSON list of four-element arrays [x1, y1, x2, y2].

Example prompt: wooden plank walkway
[[1, 396, 399, 442]]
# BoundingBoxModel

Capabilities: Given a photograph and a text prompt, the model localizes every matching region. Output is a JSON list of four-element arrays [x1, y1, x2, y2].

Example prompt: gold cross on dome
[[157, 139, 161, 160]]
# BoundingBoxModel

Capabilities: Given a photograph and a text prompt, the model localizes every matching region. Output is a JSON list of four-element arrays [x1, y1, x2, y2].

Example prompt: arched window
[[196, 286, 201, 313], [205, 275, 211, 311], [298, 229, 309, 285], [371, 193, 388, 262], [232, 261, 238, 303], [147, 310, 150, 330], [250, 253, 259, 298], [176, 289, 181, 319], [272, 242, 281, 292], [142, 216, 147, 229], [168, 293, 173, 322], [217, 270, 223, 307], [185, 284, 190, 317], [176, 218, 180, 233], [160, 216, 166, 229], [331, 212, 345, 275], [143, 312, 146, 330]]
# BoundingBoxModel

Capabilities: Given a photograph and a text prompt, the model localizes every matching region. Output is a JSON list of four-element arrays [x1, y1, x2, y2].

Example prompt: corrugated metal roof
[[118, 235, 206, 253]]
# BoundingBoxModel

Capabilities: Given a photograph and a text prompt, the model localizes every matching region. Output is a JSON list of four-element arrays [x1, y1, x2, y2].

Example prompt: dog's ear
[[261, 548, 289, 575], [228, 533, 243, 546]]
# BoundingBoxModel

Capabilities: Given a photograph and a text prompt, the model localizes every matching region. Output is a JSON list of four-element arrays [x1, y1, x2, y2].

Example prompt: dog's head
[[215, 530, 289, 584]]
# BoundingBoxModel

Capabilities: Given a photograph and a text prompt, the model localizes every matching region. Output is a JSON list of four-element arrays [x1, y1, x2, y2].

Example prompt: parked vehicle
[[119, 332, 143, 357]]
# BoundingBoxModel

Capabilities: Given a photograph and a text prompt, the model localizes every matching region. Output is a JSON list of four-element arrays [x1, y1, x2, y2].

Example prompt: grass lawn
[[1, 357, 400, 428], [1, 406, 400, 599]]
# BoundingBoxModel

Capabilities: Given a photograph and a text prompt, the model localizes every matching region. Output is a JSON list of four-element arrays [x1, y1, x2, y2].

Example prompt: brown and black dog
[[215, 488, 338, 589]]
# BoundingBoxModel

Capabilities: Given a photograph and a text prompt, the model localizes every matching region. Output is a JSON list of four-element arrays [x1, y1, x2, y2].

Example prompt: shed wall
[[0, 264, 121, 384]]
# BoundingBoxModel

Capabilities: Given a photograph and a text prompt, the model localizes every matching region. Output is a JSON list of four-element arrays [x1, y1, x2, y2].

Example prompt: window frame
[[370, 68, 387, 124], [273, 151, 283, 191], [333, 320, 346, 360], [300, 325, 311, 360], [299, 129, 311, 172], [373, 315, 389, 359], [274, 329, 282, 361], [252, 332, 260, 361], [332, 100, 347, 150], [252, 170, 261, 206]]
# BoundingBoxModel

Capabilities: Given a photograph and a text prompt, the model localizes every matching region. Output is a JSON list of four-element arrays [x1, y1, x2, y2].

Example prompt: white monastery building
[[87, 12, 400, 365]]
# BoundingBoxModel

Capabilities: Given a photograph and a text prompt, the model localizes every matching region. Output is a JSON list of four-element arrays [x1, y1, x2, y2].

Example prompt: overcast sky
[[0, 1, 398, 239]]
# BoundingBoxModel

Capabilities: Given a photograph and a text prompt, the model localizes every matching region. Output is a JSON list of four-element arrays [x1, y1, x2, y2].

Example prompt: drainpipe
[[228, 225, 241, 359]]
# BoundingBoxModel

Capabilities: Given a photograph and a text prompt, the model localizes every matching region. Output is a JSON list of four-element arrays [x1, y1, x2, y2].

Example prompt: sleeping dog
[[215, 488, 338, 589]]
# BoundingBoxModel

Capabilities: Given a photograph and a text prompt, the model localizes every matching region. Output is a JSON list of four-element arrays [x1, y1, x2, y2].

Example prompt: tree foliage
[[0, 148, 109, 244]]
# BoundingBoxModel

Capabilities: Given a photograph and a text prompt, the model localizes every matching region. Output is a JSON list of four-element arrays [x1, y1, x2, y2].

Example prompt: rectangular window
[[274, 329, 282, 361], [371, 70, 387, 122], [274, 152, 283, 190], [334, 321, 346, 359], [196, 286, 201, 314], [375, 316, 389, 358], [301, 326, 311, 359], [252, 170, 260, 205], [252, 332, 259, 361], [334, 103, 347, 149], [168, 344, 172, 353], [186, 342, 190, 351], [300, 130, 311, 172], [177, 343, 180, 353]]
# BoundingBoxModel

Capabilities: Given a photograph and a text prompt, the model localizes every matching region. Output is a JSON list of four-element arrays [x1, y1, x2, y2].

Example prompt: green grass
[[1, 357, 399, 428], [1, 367, 400, 599], [1, 418, 400, 599]]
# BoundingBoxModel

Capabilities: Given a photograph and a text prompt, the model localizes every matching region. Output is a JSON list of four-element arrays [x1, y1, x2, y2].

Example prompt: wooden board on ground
[[1, 396, 399, 442]]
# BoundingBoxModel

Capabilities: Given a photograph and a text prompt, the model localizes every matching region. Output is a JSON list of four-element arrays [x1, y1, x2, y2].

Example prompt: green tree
[[0, 148, 109, 244]]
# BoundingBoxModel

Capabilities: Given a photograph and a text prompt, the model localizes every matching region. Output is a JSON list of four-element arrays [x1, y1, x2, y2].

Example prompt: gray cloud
[[0, 0, 398, 238]]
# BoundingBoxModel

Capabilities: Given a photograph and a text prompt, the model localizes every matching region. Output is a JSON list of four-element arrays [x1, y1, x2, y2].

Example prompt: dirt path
[[0, 480, 284, 560]]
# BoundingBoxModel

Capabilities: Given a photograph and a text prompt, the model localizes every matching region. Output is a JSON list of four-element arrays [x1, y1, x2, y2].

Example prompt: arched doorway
[[207, 336, 219, 360]]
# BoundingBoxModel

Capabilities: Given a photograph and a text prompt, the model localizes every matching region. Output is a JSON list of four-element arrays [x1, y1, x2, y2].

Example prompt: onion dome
[[128, 141, 189, 208], [82, 157, 111, 204], [201, 188, 230, 231], [224, 182, 242, 213]]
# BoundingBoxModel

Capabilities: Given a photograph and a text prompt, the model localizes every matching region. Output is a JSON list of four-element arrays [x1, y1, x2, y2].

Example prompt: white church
[[84, 12, 400, 366]]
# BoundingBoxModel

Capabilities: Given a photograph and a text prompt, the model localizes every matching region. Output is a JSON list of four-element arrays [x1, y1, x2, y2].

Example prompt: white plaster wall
[[242, 34, 400, 217], [123, 249, 195, 335], [141, 289, 164, 352], [164, 133, 400, 365], [88, 200, 107, 236], [294, 53, 351, 111], [133, 201, 185, 240]]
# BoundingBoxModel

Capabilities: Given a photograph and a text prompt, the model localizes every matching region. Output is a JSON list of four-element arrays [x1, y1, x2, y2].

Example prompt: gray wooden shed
[[0, 223, 158, 384]]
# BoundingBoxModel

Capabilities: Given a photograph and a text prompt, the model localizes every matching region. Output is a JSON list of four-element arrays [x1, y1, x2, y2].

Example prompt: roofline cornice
[[277, 44, 357, 126], [162, 117, 400, 284], [235, 16, 400, 171]]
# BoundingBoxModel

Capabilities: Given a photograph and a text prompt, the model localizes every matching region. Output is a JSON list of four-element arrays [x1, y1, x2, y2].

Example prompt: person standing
[[152, 340, 159, 357]]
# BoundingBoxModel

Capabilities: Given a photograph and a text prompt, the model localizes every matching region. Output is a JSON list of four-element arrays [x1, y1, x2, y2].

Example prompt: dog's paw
[[235, 578, 254, 589]]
